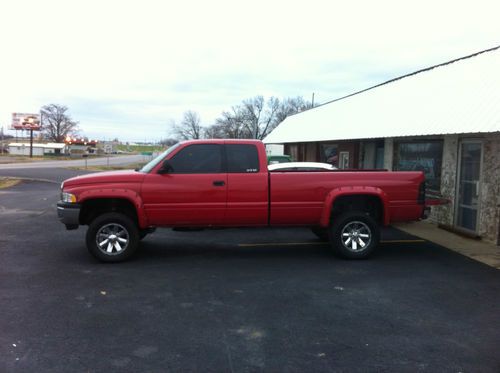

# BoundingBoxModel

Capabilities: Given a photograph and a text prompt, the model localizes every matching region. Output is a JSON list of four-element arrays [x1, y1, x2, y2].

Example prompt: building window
[[394, 140, 443, 192], [339, 151, 350, 169], [285, 144, 299, 161], [320, 144, 338, 167]]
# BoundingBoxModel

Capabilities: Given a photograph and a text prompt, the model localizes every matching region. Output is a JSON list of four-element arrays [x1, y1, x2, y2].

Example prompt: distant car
[[267, 155, 292, 164], [268, 162, 336, 171]]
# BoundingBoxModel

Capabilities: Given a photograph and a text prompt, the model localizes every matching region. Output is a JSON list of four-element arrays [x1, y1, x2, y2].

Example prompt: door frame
[[454, 139, 484, 234]]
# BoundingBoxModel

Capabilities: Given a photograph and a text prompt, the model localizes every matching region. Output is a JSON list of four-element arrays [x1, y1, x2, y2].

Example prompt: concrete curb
[[394, 221, 500, 269]]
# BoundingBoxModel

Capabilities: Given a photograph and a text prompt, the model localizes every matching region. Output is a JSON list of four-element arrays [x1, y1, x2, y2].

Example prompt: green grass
[[116, 144, 165, 153]]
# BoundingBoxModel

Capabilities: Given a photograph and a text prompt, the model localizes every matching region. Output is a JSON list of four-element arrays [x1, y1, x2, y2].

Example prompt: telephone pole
[[0, 125, 4, 155]]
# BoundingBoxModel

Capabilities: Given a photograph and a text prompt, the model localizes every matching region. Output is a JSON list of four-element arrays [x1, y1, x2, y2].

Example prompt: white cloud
[[1, 0, 499, 141]]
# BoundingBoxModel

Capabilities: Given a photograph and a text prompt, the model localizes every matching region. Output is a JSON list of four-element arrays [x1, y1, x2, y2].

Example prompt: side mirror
[[158, 160, 173, 174]]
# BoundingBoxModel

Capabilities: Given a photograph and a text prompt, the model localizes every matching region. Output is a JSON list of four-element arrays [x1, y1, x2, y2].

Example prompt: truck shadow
[[133, 238, 437, 263], [127, 225, 437, 263], [136, 240, 332, 261]]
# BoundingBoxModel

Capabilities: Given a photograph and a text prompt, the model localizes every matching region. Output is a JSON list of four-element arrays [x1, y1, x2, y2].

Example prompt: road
[[0, 168, 499, 372], [0, 154, 153, 183], [0, 154, 152, 170]]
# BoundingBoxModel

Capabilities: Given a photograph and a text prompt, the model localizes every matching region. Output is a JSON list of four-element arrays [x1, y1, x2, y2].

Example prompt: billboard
[[11, 113, 41, 130]]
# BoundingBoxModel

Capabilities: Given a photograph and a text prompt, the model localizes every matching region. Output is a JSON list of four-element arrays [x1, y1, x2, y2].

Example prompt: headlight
[[61, 192, 77, 203]]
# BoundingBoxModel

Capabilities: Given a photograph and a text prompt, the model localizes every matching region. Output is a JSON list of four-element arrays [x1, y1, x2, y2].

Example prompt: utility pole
[[26, 117, 35, 158], [29, 128, 34, 158], [0, 125, 4, 155], [312, 92, 315, 108]]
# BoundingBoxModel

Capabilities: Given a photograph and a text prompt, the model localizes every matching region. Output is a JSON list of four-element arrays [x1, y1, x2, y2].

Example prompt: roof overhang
[[264, 47, 500, 144]]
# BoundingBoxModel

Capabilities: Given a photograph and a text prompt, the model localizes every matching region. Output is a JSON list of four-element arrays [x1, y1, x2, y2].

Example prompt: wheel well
[[79, 198, 138, 225], [331, 195, 383, 224]]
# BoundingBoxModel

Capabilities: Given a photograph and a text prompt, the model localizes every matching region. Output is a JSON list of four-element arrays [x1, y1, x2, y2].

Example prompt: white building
[[264, 46, 500, 245], [8, 143, 67, 156]]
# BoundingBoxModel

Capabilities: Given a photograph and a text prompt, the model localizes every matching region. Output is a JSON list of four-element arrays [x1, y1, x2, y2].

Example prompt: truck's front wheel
[[329, 212, 380, 259], [86, 212, 139, 262]]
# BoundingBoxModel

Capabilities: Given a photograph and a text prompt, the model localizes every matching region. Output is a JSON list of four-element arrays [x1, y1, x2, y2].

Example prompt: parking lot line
[[380, 239, 426, 244], [238, 239, 426, 247], [238, 242, 326, 247]]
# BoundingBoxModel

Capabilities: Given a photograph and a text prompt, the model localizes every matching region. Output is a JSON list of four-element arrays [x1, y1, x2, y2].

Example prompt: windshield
[[138, 143, 181, 173]]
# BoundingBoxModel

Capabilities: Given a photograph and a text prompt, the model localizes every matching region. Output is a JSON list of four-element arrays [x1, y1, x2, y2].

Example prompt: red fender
[[319, 186, 390, 227], [78, 188, 149, 229]]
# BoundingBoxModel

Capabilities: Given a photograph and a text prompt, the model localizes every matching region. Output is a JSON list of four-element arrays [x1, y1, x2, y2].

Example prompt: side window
[[226, 144, 260, 173], [169, 144, 223, 173]]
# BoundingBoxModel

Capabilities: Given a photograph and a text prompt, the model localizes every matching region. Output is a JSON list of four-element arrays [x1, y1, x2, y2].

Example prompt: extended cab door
[[141, 144, 227, 226], [224, 143, 268, 226]]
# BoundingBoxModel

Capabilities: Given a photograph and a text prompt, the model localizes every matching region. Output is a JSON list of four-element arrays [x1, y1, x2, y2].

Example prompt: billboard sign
[[11, 113, 41, 130]]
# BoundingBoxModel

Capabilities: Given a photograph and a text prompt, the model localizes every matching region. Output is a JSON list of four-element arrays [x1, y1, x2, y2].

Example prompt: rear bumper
[[425, 197, 450, 206], [421, 197, 450, 220], [57, 202, 81, 230]]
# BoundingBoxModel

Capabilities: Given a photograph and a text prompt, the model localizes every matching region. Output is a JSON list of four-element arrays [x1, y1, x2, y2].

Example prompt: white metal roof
[[264, 47, 500, 144], [8, 142, 67, 149]]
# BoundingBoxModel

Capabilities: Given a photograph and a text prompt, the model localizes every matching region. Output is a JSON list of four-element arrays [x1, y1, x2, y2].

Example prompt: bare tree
[[207, 97, 266, 140], [242, 96, 282, 139], [206, 95, 312, 140], [204, 124, 223, 139], [210, 107, 248, 139], [41, 104, 79, 142], [274, 96, 313, 125], [171, 110, 203, 140], [159, 138, 178, 146]]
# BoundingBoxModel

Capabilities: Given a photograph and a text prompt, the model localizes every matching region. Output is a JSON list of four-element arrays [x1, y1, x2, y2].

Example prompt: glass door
[[455, 141, 482, 233]]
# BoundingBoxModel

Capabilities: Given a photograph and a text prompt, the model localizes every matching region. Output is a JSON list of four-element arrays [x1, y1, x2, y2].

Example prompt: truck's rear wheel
[[86, 212, 139, 262], [329, 212, 380, 259]]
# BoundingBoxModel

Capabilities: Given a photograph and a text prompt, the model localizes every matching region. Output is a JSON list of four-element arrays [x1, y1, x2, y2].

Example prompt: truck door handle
[[213, 180, 225, 187]]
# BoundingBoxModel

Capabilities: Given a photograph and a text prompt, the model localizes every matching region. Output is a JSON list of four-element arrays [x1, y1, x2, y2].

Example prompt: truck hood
[[63, 170, 146, 187]]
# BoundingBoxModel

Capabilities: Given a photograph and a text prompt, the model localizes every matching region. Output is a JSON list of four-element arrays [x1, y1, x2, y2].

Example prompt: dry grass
[[0, 177, 21, 189], [0, 155, 45, 164], [67, 163, 145, 171]]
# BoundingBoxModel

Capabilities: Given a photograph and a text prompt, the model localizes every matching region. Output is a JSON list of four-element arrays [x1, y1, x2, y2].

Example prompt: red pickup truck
[[57, 139, 429, 262]]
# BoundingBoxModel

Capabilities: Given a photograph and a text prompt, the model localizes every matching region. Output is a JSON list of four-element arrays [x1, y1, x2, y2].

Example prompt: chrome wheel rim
[[96, 223, 129, 255], [340, 221, 372, 252]]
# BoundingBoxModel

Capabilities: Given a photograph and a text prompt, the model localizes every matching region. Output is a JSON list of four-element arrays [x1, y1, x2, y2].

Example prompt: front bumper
[[57, 201, 81, 230]]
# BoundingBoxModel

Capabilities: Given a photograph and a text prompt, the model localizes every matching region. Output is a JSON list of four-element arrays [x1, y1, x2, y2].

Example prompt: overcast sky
[[0, 0, 499, 142]]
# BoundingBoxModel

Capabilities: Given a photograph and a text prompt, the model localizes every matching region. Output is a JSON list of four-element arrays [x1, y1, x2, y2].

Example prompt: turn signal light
[[61, 192, 77, 203]]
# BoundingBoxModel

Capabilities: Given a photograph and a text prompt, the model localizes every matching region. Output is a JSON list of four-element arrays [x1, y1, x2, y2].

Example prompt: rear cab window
[[225, 144, 260, 173]]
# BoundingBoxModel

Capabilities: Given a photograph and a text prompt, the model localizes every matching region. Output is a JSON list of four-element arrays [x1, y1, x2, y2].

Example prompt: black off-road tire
[[329, 211, 380, 259], [86, 212, 139, 262]]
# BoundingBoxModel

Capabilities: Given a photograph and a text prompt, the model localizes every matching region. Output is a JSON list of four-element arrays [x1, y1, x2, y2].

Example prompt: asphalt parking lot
[[1, 178, 499, 372]]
